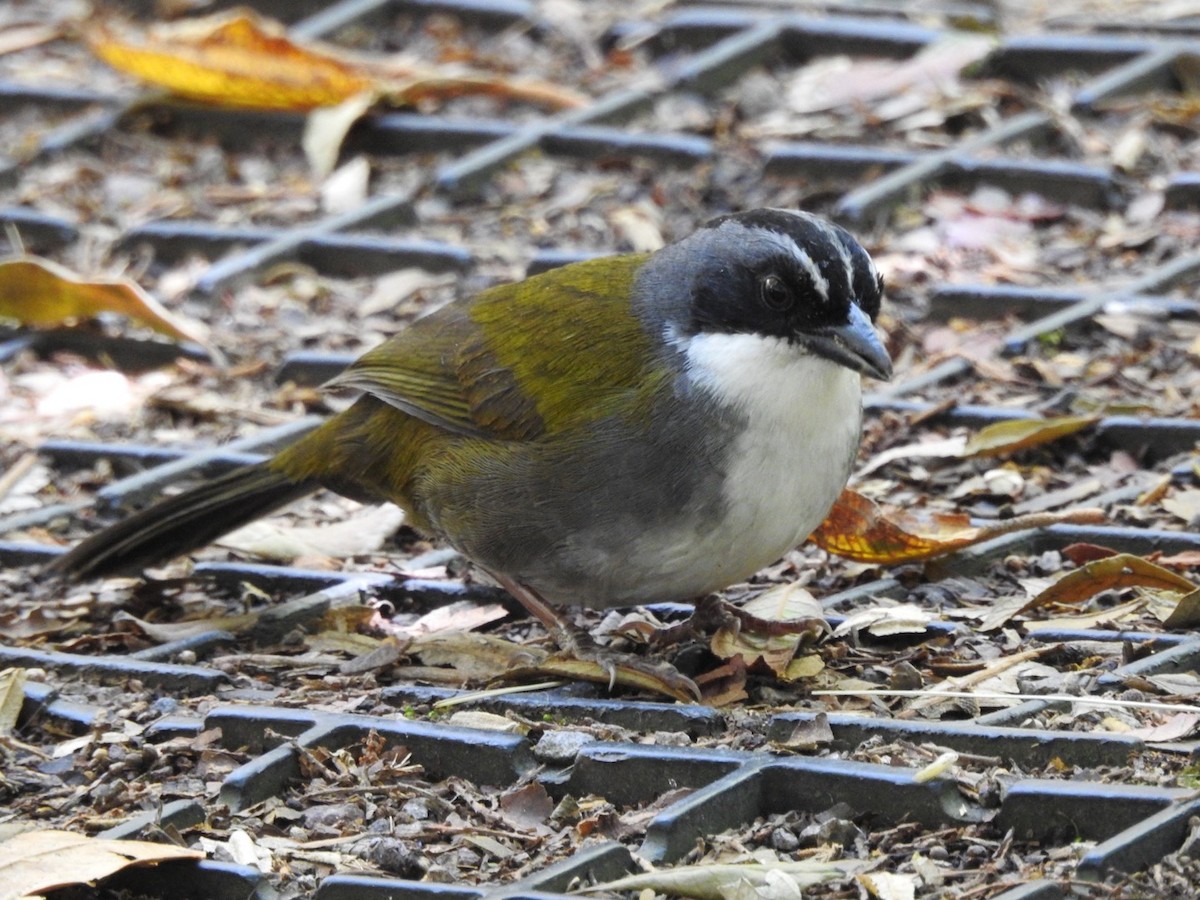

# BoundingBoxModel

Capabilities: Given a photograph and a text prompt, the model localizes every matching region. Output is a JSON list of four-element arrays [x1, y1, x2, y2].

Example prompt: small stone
[[302, 802, 364, 831], [816, 817, 862, 848], [770, 827, 800, 852], [533, 730, 595, 763], [363, 837, 425, 877], [151, 697, 178, 715]]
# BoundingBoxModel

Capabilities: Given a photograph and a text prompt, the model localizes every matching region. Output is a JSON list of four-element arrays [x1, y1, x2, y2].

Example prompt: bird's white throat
[[680, 330, 863, 580]]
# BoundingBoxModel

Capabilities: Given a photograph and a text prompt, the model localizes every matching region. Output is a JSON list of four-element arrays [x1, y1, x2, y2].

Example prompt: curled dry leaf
[[0, 667, 26, 736], [89, 11, 376, 110], [0, 256, 214, 357], [580, 859, 865, 900], [710, 582, 825, 676], [89, 10, 586, 113], [1021, 553, 1196, 616], [812, 489, 1105, 564], [962, 414, 1101, 457], [0, 830, 202, 899], [857, 415, 1100, 477]]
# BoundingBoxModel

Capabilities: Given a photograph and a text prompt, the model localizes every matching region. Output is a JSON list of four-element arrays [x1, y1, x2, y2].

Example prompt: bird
[[47, 208, 891, 700]]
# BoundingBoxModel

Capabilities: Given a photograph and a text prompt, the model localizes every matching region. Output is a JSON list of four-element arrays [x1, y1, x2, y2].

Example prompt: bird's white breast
[[620, 331, 862, 602]]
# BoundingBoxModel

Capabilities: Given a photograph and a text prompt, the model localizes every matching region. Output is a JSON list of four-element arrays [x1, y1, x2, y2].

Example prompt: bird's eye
[[758, 274, 792, 311]]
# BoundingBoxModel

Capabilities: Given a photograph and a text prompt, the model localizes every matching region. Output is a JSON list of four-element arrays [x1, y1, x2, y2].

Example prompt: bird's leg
[[490, 572, 701, 703], [647, 594, 827, 647]]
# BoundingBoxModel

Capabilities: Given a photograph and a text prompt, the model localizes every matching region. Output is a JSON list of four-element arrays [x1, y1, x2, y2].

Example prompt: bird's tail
[[46, 462, 319, 581]]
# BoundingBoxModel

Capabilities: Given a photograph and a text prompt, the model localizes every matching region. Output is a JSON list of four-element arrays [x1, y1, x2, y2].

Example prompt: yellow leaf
[[86, 10, 586, 114], [0, 256, 213, 354], [963, 415, 1100, 457], [88, 11, 377, 110]]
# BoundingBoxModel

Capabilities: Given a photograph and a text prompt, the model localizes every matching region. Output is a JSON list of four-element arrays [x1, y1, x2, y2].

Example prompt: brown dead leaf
[[339, 635, 409, 675], [1162, 588, 1200, 629], [695, 656, 749, 707], [498, 782, 554, 831], [1022, 554, 1196, 615], [710, 583, 825, 676], [412, 632, 545, 680], [1156, 550, 1200, 569], [513, 654, 700, 704], [1061, 543, 1120, 566], [0, 830, 202, 899], [0, 256, 213, 354], [962, 415, 1100, 457], [811, 489, 1105, 564], [114, 610, 260, 642], [774, 713, 834, 751]]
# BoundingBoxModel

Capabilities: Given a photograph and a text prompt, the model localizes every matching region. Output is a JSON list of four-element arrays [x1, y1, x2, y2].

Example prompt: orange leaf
[[811, 489, 1105, 564], [1022, 553, 1196, 614], [88, 11, 377, 110], [0, 256, 213, 354]]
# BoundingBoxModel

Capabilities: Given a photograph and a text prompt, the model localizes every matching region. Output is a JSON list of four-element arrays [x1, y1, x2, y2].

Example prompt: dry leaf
[[1122, 713, 1200, 743], [1162, 588, 1200, 629], [304, 93, 376, 178], [446, 710, 524, 734], [0, 830, 202, 899], [0, 668, 26, 736], [1161, 489, 1200, 525], [580, 860, 864, 899], [1022, 553, 1195, 614], [497, 782, 554, 830], [0, 256, 212, 353], [786, 34, 993, 115], [217, 503, 404, 562], [411, 631, 545, 680], [775, 712, 833, 750], [811, 489, 1105, 564], [710, 583, 825, 675], [514, 654, 700, 703], [832, 603, 934, 638], [89, 10, 585, 113], [89, 11, 376, 110], [114, 610, 260, 642], [858, 871, 918, 900], [1025, 597, 1147, 632], [383, 600, 508, 639], [962, 415, 1101, 457]]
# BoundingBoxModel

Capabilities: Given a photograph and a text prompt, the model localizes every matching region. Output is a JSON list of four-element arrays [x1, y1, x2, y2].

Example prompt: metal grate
[[5, 1, 1200, 897]]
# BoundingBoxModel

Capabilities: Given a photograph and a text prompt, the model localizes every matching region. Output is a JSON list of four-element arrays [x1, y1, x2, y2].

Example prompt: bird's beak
[[799, 303, 893, 381]]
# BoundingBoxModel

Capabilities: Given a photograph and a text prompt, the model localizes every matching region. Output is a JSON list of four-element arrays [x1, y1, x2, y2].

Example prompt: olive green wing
[[325, 255, 656, 442]]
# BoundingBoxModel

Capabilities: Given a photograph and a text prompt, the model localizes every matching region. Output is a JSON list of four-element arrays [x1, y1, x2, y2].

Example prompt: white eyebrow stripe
[[791, 244, 829, 301], [809, 215, 855, 293]]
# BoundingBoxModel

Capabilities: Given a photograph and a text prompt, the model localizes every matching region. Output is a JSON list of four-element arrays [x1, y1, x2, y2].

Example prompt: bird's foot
[[645, 593, 827, 647], [491, 572, 701, 703]]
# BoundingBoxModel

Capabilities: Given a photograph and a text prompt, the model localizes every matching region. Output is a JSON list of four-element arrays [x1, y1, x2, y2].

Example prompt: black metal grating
[[6, 1, 1200, 897]]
